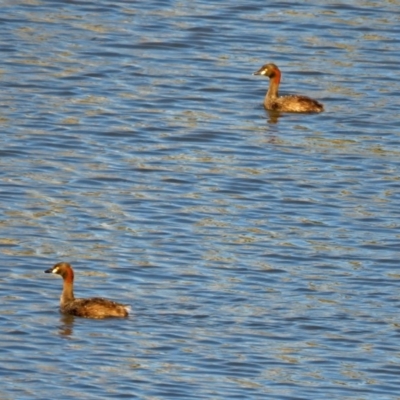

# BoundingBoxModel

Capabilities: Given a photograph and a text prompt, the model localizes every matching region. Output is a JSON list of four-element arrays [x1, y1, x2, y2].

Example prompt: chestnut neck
[[60, 267, 75, 305], [267, 69, 281, 99]]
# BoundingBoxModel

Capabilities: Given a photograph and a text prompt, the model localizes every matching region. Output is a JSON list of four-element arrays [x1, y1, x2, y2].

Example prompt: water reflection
[[58, 314, 75, 337], [266, 110, 282, 124]]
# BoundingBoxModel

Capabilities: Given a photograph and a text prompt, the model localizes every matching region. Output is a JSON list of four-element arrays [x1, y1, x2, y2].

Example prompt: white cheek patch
[[52, 267, 59, 274], [260, 70, 267, 75]]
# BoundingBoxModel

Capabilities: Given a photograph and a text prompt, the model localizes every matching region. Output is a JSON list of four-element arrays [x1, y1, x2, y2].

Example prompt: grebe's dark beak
[[44, 268, 53, 273], [253, 67, 265, 75]]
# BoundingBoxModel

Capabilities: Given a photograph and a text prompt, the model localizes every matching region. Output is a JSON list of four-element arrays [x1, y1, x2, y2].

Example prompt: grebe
[[253, 63, 324, 113], [45, 262, 130, 319]]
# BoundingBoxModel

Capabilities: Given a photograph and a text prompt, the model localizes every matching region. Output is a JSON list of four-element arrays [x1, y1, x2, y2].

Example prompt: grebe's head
[[253, 63, 280, 78], [45, 262, 74, 279]]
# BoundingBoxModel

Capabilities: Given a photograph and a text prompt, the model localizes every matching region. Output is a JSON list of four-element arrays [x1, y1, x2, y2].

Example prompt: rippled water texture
[[1, 1, 400, 399]]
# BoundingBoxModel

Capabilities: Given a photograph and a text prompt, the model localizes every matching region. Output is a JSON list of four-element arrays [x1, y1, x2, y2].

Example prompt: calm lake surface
[[1, 1, 400, 399]]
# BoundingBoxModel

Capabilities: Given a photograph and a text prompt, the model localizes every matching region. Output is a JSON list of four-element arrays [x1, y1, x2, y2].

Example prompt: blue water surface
[[1, 1, 400, 399]]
